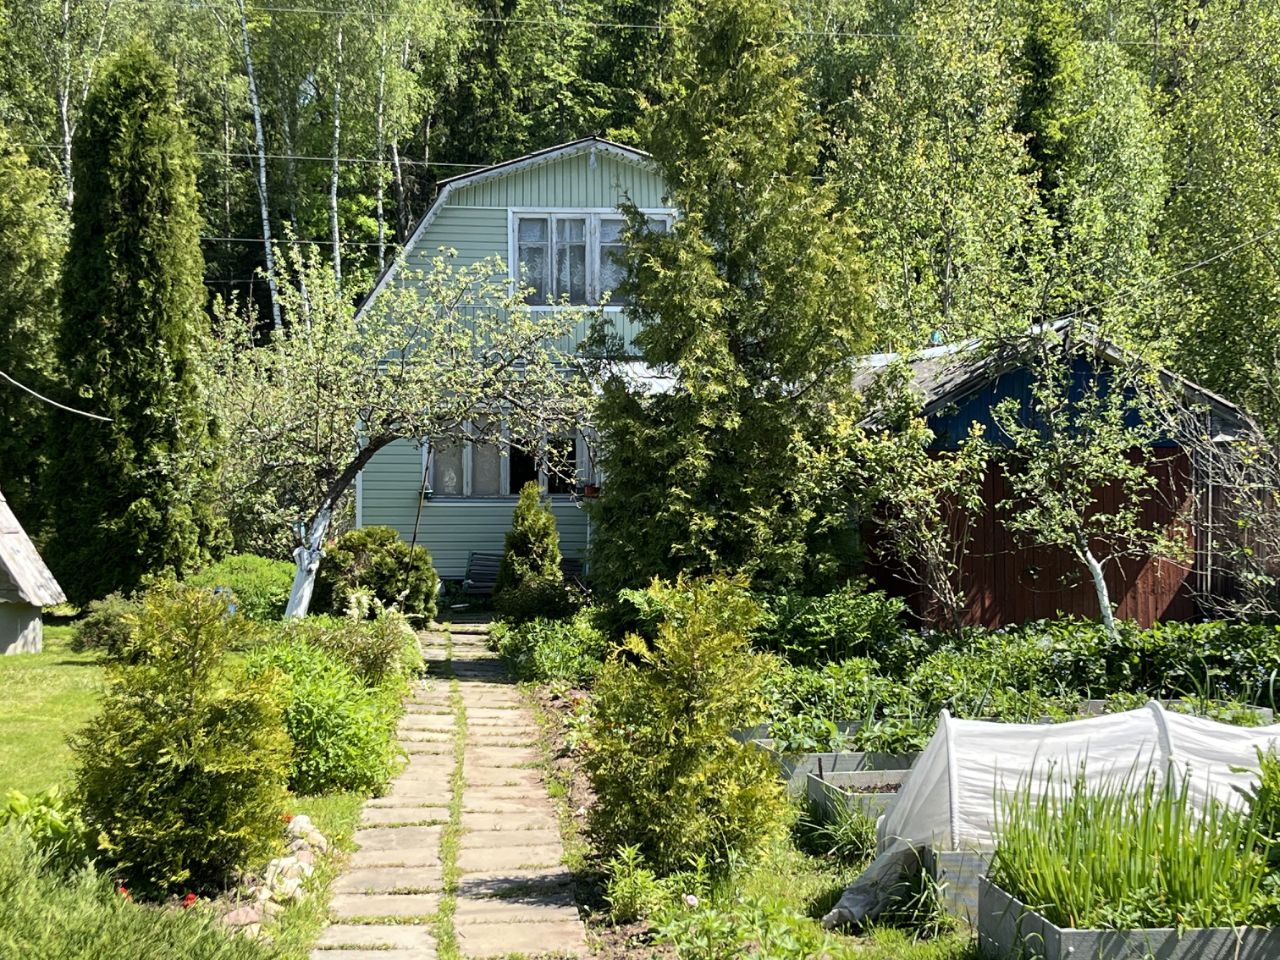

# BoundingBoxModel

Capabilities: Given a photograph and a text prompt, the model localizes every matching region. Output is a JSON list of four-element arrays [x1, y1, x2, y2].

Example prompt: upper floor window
[[513, 212, 670, 307]]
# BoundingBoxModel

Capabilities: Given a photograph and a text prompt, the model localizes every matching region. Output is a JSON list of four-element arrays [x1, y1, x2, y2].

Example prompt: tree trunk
[[375, 29, 388, 272], [329, 21, 344, 290], [284, 438, 387, 617], [280, 99, 312, 326], [235, 0, 283, 333], [1076, 528, 1118, 641], [58, 0, 73, 205]]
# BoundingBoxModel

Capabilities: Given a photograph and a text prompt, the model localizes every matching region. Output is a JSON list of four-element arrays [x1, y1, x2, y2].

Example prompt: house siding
[[357, 141, 661, 576], [360, 439, 590, 579]]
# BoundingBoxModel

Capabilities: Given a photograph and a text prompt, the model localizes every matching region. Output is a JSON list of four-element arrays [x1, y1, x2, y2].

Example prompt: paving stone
[[381, 783, 453, 806], [398, 716, 455, 731], [311, 951, 437, 960], [403, 742, 453, 755], [360, 807, 450, 827], [332, 866, 443, 894], [462, 797, 548, 815], [461, 811, 559, 833], [460, 828, 561, 850], [330, 893, 441, 919], [465, 747, 541, 766], [350, 844, 443, 868], [454, 896, 579, 924], [454, 868, 574, 899], [465, 708, 526, 720], [456, 844, 564, 874], [315, 923, 435, 950], [353, 825, 442, 851], [463, 768, 543, 788], [454, 920, 586, 958]]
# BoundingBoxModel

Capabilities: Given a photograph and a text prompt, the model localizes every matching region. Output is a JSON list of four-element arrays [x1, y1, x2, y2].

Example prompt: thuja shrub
[[495, 483, 576, 623], [247, 635, 401, 795], [71, 591, 137, 657], [71, 584, 290, 897], [186, 554, 295, 621], [585, 575, 789, 874], [313, 526, 438, 621]]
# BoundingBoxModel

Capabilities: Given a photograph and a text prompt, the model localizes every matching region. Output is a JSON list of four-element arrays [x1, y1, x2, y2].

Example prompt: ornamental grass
[[990, 765, 1276, 931]]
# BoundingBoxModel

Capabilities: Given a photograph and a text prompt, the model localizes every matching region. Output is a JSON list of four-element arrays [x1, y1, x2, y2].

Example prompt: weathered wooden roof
[[0, 488, 65, 606]]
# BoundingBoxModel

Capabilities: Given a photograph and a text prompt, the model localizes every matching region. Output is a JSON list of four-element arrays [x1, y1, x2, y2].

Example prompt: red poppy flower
[[118, 885, 132, 901], [181, 893, 198, 908]]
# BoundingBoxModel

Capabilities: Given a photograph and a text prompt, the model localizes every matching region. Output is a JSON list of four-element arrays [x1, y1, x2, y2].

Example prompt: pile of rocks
[[222, 814, 330, 938]]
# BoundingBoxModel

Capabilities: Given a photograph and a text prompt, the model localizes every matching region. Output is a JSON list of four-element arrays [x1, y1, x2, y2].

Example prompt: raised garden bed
[[752, 737, 918, 794], [804, 769, 909, 820], [978, 877, 1280, 959]]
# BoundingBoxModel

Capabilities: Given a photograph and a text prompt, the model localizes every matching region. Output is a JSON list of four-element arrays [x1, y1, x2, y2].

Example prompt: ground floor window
[[426, 423, 590, 499]]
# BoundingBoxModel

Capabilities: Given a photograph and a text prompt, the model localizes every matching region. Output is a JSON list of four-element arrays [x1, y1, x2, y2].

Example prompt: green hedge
[[186, 554, 295, 620]]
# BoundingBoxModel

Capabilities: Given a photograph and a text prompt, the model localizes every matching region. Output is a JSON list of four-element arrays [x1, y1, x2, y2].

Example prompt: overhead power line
[[11, 141, 484, 170], [0, 369, 112, 422]]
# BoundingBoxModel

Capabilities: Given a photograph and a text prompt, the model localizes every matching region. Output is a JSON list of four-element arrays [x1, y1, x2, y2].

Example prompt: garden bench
[[462, 552, 502, 596]]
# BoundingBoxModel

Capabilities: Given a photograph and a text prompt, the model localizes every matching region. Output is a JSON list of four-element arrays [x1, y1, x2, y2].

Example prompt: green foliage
[[185, 554, 294, 621], [247, 634, 401, 795], [791, 796, 876, 868], [70, 583, 290, 898], [0, 826, 278, 959], [991, 769, 1273, 929], [0, 126, 65, 529], [47, 40, 221, 606], [0, 787, 92, 874], [585, 576, 790, 874], [759, 583, 908, 667], [590, 0, 872, 597], [604, 844, 672, 924], [493, 609, 608, 685], [70, 592, 136, 657], [496, 482, 563, 596], [313, 526, 438, 621], [493, 575, 579, 624], [279, 610, 422, 688]]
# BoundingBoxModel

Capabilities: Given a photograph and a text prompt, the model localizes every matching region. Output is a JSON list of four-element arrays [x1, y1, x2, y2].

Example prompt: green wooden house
[[355, 137, 673, 580]]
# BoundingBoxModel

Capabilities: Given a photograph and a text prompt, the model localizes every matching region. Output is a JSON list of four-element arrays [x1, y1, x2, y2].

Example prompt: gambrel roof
[[0, 488, 65, 607], [357, 137, 657, 319]]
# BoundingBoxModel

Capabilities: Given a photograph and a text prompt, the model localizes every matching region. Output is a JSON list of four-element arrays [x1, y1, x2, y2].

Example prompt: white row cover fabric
[[878, 702, 1280, 854]]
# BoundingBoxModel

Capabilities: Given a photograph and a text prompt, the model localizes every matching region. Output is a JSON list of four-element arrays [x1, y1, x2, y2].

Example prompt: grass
[[0, 626, 103, 795]]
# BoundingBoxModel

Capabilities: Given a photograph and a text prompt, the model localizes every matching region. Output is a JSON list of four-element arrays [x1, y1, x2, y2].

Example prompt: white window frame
[[426, 424, 595, 500], [508, 207, 675, 309]]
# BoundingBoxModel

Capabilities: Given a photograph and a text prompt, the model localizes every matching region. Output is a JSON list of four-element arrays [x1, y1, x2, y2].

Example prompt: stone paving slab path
[[311, 621, 587, 960]]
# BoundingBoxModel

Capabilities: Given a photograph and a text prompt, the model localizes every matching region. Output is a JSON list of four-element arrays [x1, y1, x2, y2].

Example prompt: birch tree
[[210, 248, 591, 616]]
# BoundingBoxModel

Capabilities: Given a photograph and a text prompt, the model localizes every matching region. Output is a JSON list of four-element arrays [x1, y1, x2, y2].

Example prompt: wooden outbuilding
[[0, 488, 66, 653], [856, 336, 1252, 630]]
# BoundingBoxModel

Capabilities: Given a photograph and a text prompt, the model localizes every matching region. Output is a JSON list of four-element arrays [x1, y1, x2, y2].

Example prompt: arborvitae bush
[[496, 482, 563, 594], [71, 584, 290, 898], [47, 41, 222, 605], [313, 526, 438, 621], [70, 592, 137, 657], [186, 554, 295, 621], [584, 575, 789, 874]]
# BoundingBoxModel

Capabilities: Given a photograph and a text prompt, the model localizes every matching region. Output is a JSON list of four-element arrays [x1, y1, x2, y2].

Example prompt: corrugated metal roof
[[0, 488, 65, 607]]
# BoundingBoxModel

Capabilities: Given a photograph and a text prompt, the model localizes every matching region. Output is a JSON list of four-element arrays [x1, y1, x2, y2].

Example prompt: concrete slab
[[454, 897, 579, 924], [311, 951, 436, 960], [315, 923, 435, 950], [461, 812, 559, 833], [456, 844, 564, 874], [360, 807, 450, 827], [349, 845, 443, 869], [460, 828, 562, 850], [332, 866, 444, 895], [353, 825, 442, 851], [330, 892, 441, 919], [454, 920, 586, 958]]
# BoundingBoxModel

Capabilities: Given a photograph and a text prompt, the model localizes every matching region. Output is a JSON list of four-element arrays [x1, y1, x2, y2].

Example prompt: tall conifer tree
[[48, 41, 220, 604], [590, 0, 873, 595], [0, 127, 65, 530]]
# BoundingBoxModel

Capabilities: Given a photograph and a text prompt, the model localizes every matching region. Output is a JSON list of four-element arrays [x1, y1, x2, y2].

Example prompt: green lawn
[[0, 625, 104, 796]]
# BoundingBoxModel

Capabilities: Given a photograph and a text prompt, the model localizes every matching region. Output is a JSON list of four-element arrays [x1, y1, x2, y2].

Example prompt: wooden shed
[[856, 336, 1252, 630], [0, 488, 66, 653]]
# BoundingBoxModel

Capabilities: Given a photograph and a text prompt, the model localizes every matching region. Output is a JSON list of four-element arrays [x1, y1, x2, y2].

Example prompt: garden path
[[311, 620, 587, 960]]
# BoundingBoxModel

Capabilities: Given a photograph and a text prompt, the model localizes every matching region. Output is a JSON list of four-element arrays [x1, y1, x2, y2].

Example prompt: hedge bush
[[313, 526, 438, 621], [585, 576, 789, 874], [71, 584, 290, 897], [278, 610, 422, 688], [70, 592, 136, 657], [494, 575, 579, 623], [248, 635, 401, 794], [185, 554, 294, 620], [493, 610, 608, 685]]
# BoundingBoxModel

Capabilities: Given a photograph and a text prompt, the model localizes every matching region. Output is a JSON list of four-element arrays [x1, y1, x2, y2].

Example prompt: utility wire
[[0, 369, 112, 422], [203, 234, 403, 248], [11, 141, 484, 170]]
